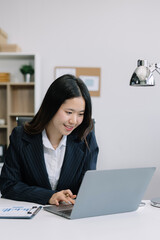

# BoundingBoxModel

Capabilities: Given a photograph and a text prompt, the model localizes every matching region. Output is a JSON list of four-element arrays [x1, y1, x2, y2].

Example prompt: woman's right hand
[[49, 189, 76, 206]]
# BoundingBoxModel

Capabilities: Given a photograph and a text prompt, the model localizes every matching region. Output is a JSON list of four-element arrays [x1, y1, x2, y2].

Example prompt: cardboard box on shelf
[[0, 44, 21, 52], [0, 28, 8, 44]]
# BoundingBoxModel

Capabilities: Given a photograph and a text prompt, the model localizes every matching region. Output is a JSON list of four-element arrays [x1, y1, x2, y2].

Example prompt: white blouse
[[42, 130, 67, 190]]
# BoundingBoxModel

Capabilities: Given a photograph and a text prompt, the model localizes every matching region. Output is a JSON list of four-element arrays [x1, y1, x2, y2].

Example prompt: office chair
[[16, 116, 33, 126], [92, 118, 96, 133], [16, 117, 96, 132]]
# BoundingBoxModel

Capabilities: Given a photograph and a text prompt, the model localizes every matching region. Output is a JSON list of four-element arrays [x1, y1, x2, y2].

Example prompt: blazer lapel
[[22, 131, 51, 189], [57, 135, 85, 190], [21, 131, 85, 191]]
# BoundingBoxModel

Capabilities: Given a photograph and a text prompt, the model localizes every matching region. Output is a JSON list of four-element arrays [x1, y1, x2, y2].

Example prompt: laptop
[[43, 167, 155, 219]]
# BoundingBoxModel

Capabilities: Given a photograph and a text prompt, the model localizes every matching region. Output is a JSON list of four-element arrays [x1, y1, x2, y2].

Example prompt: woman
[[0, 74, 99, 205]]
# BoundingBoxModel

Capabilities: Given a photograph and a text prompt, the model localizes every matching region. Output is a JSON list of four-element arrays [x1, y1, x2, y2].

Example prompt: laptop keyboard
[[60, 210, 72, 216], [57, 203, 73, 212]]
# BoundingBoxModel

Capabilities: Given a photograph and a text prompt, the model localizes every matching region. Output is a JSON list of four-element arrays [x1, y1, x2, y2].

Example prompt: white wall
[[1, 0, 160, 198]]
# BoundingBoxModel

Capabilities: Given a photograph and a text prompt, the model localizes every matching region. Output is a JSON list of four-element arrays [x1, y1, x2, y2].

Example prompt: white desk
[[0, 199, 160, 240]]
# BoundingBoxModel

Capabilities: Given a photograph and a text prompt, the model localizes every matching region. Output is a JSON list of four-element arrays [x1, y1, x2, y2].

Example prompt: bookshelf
[[0, 53, 40, 168]]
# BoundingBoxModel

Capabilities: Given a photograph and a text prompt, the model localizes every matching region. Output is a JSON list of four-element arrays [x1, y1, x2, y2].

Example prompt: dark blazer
[[0, 126, 99, 205]]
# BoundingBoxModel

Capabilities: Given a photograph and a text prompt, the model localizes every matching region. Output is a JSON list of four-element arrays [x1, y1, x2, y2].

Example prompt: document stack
[[0, 73, 10, 82]]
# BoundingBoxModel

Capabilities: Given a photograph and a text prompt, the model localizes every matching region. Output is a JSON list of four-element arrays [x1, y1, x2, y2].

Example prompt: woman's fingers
[[49, 189, 76, 205], [63, 190, 76, 204], [64, 190, 76, 199]]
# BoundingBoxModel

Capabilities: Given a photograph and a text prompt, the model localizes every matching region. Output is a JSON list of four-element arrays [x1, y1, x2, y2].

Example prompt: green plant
[[20, 65, 34, 75]]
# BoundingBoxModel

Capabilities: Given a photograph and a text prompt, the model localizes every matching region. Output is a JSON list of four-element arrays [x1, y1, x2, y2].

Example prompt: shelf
[[0, 82, 34, 87], [0, 82, 9, 86], [0, 128, 7, 145], [10, 84, 34, 114], [0, 125, 8, 128], [10, 113, 34, 116], [0, 84, 7, 127], [0, 53, 37, 146], [10, 82, 34, 86], [0, 52, 36, 60]]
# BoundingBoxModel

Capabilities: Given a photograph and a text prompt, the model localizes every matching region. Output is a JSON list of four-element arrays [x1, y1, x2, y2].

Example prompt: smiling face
[[47, 97, 85, 140]]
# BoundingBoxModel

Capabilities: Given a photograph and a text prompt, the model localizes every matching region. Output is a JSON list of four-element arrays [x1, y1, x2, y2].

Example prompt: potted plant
[[20, 65, 34, 82]]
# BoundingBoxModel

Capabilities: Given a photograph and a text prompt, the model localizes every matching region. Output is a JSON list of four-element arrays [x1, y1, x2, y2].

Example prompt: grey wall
[[1, 0, 160, 198]]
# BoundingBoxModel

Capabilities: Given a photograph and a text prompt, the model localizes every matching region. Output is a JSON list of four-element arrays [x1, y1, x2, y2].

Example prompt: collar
[[42, 129, 67, 150]]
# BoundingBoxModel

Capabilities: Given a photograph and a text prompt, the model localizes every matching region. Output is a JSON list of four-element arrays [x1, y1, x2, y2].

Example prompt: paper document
[[0, 206, 42, 219]]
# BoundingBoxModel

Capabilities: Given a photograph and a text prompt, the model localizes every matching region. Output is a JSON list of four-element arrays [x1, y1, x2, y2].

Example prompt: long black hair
[[24, 74, 93, 142]]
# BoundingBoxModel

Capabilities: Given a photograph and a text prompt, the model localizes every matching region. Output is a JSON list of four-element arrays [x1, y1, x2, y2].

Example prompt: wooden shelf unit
[[0, 82, 35, 145], [0, 53, 40, 147]]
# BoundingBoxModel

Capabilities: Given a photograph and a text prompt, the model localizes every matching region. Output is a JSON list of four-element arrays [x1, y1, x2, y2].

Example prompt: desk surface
[[0, 199, 160, 240]]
